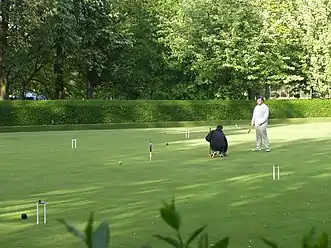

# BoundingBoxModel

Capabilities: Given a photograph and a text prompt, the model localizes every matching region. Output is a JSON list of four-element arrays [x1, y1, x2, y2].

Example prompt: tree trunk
[[0, 0, 10, 100], [86, 81, 93, 99], [265, 85, 270, 99], [54, 42, 65, 99], [86, 69, 96, 99], [20, 81, 26, 99], [247, 88, 255, 100]]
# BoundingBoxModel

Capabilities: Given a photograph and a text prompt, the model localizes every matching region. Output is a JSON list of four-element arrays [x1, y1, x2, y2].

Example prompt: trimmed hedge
[[0, 99, 330, 126]]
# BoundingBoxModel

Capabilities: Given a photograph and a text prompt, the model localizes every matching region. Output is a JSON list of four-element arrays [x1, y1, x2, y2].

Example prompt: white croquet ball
[[119, 161, 122, 165]]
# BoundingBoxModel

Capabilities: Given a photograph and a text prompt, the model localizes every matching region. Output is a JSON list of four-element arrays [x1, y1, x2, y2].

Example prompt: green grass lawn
[[1, 122, 331, 248]]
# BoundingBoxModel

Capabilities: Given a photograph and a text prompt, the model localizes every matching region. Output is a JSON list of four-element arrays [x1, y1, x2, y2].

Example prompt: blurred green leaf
[[185, 225, 207, 248], [211, 236, 229, 248], [162, 197, 176, 212], [198, 233, 209, 248], [92, 222, 110, 248], [261, 237, 279, 248], [160, 198, 181, 230], [303, 227, 316, 248], [141, 245, 152, 248], [57, 218, 87, 243], [171, 197, 176, 210], [319, 232, 328, 248], [154, 234, 182, 248], [85, 212, 94, 247]]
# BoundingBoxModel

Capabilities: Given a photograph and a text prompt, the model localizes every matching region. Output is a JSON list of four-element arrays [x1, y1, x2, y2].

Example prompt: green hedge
[[0, 99, 330, 126]]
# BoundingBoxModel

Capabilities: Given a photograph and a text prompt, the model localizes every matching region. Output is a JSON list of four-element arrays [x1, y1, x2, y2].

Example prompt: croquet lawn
[[1, 122, 331, 248]]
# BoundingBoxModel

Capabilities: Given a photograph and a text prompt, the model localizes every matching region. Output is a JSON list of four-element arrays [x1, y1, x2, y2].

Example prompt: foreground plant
[[153, 197, 229, 248], [57, 212, 110, 248], [262, 227, 329, 248], [58, 197, 329, 248]]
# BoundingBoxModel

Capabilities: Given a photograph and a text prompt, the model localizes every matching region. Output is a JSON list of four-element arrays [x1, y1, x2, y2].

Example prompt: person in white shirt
[[251, 96, 270, 152]]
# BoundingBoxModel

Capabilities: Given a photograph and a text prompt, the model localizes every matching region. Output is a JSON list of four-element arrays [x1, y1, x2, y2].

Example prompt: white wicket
[[72, 138, 77, 149], [185, 129, 190, 139], [36, 201, 47, 224], [272, 165, 280, 180]]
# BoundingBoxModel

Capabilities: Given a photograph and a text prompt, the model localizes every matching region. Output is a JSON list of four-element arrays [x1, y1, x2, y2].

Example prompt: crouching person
[[205, 125, 228, 158]]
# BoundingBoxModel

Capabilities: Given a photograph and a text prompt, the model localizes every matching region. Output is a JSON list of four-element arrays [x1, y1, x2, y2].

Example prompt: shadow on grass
[[2, 136, 331, 247], [132, 136, 331, 198], [0, 185, 107, 247], [104, 137, 331, 223], [0, 185, 106, 218]]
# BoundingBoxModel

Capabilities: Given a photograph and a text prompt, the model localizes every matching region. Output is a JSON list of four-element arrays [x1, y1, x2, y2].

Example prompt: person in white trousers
[[251, 96, 270, 152]]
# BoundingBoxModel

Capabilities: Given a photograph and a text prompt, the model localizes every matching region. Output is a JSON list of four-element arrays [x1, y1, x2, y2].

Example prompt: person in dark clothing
[[205, 125, 228, 158]]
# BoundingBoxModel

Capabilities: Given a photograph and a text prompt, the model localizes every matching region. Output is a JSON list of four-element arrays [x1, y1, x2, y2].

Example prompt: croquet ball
[[166, 143, 169, 146], [119, 161, 122, 164], [21, 213, 28, 219]]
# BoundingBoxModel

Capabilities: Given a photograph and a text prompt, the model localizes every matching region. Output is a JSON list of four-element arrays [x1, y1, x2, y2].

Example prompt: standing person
[[251, 96, 270, 152], [205, 125, 228, 158]]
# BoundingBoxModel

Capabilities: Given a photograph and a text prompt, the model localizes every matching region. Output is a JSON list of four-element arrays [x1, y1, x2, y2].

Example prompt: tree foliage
[[0, 0, 330, 100]]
